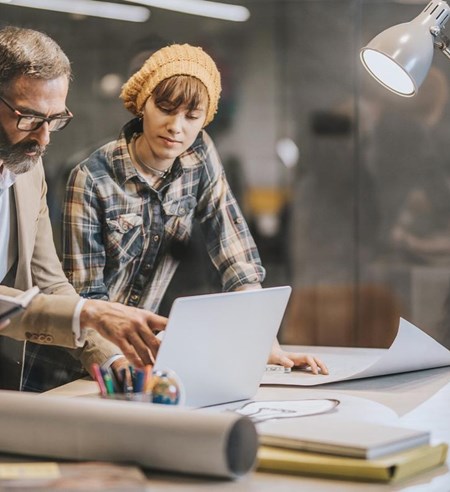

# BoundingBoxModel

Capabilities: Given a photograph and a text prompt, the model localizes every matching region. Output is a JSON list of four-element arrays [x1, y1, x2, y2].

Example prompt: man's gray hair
[[0, 26, 71, 90]]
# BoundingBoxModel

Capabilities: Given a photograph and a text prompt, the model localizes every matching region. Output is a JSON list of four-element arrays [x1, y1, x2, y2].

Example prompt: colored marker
[[91, 363, 107, 397], [108, 367, 121, 393], [143, 365, 153, 393], [100, 367, 115, 395], [119, 367, 131, 394], [129, 365, 136, 391], [134, 369, 145, 393]]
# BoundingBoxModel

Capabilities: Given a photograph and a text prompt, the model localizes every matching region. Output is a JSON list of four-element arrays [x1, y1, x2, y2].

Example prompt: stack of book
[[257, 419, 448, 483]]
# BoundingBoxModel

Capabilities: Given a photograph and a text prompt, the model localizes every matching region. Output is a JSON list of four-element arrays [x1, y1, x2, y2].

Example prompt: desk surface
[[41, 346, 450, 491]]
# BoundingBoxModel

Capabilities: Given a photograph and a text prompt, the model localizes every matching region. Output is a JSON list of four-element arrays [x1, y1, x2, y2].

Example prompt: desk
[[38, 345, 450, 491]]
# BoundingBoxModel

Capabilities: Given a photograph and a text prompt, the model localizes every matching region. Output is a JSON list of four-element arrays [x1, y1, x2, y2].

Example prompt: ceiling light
[[0, 0, 150, 23], [127, 0, 250, 22]]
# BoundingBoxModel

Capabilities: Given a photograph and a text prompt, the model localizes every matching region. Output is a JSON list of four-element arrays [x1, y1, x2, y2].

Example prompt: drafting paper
[[262, 318, 450, 386]]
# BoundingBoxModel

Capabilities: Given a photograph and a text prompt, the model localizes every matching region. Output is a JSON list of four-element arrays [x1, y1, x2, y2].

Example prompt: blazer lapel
[[13, 171, 39, 291]]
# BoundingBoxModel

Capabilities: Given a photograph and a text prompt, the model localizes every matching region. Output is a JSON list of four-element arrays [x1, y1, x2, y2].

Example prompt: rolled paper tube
[[0, 390, 257, 479]]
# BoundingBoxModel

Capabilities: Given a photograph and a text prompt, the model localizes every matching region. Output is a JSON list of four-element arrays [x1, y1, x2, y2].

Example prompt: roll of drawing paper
[[0, 390, 257, 479]]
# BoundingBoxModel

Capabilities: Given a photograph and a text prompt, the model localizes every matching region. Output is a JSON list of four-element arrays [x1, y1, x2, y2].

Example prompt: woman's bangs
[[153, 76, 208, 111]]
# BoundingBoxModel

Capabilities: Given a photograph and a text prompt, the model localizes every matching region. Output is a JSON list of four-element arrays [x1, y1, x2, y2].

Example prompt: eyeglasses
[[0, 95, 73, 132]]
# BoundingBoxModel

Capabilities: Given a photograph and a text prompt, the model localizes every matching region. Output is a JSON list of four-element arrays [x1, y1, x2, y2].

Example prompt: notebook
[[154, 286, 292, 408], [0, 286, 40, 322], [259, 418, 430, 459]]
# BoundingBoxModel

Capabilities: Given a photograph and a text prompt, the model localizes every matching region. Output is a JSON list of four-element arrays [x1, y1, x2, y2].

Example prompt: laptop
[[154, 286, 292, 408]]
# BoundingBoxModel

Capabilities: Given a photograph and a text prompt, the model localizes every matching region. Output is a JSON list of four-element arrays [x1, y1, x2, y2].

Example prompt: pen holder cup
[[96, 368, 184, 405], [101, 392, 152, 403]]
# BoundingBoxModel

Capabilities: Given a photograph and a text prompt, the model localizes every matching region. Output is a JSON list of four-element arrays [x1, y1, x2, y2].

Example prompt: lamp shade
[[360, 0, 450, 96]]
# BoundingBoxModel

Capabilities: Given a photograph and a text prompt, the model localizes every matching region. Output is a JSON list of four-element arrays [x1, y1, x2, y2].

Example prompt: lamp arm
[[431, 26, 450, 59]]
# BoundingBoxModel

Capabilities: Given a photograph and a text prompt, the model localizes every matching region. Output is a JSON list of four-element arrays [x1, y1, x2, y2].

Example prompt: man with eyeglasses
[[0, 95, 72, 131], [0, 26, 167, 391]]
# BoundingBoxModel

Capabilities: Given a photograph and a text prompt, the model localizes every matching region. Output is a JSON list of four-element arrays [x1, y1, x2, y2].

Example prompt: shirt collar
[[112, 118, 206, 187], [0, 164, 17, 191]]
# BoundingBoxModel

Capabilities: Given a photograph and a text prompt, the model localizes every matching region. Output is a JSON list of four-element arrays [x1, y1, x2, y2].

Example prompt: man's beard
[[0, 123, 46, 175]]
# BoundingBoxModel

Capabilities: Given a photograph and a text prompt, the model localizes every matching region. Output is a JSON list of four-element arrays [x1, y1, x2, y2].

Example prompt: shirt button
[[179, 207, 185, 215], [130, 294, 140, 302], [153, 235, 160, 242], [235, 217, 244, 224]]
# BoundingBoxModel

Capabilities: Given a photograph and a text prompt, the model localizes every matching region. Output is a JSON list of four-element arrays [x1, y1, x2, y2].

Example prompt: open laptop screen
[[154, 286, 292, 408]]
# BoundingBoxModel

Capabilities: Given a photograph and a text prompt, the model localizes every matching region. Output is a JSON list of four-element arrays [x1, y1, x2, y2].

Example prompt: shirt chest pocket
[[162, 195, 197, 241], [105, 213, 144, 262]]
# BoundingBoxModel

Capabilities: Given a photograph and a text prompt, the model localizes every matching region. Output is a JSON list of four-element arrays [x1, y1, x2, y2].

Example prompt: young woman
[[63, 43, 328, 375]]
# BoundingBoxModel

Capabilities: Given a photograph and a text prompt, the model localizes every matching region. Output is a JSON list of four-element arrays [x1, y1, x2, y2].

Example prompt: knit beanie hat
[[121, 43, 221, 127]]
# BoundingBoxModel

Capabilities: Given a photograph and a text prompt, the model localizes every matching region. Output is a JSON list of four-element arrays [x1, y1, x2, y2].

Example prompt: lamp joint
[[430, 26, 450, 58]]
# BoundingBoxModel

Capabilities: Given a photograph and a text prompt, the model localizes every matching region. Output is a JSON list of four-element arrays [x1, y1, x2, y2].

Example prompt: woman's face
[[140, 96, 206, 168]]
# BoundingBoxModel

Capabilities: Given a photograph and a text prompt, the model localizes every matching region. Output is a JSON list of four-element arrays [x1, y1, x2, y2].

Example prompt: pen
[[108, 367, 121, 393], [119, 367, 132, 394], [91, 363, 107, 396], [100, 367, 115, 395], [143, 364, 153, 393], [129, 364, 136, 392], [133, 369, 145, 393]]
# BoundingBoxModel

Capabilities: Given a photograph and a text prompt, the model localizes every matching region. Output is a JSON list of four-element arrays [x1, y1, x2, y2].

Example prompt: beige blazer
[[1, 161, 120, 368]]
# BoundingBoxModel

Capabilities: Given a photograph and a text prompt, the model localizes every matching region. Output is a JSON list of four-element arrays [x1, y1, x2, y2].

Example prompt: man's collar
[[0, 164, 17, 191]]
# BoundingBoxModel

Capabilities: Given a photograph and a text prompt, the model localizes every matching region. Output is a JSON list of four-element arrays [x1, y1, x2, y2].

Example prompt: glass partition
[[1, 0, 449, 350]]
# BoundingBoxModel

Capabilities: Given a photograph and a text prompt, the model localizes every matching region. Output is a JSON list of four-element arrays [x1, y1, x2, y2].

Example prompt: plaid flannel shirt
[[63, 118, 265, 312]]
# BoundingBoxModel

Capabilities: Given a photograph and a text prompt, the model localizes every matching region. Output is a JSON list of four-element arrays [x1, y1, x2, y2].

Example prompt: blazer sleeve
[[76, 328, 123, 371], [0, 286, 80, 348], [0, 287, 123, 367]]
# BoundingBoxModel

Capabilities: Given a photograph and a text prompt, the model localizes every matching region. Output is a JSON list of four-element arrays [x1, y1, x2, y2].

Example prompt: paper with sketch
[[235, 399, 339, 423], [262, 318, 450, 386], [0, 390, 257, 479]]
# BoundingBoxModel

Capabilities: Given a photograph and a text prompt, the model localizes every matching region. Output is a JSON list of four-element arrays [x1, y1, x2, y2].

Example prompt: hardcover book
[[257, 443, 448, 483]]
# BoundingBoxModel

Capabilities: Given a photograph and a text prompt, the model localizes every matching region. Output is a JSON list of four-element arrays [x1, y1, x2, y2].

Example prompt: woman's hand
[[268, 339, 329, 375]]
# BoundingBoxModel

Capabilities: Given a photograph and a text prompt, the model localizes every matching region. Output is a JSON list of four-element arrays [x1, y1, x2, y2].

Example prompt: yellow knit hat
[[120, 43, 221, 127]]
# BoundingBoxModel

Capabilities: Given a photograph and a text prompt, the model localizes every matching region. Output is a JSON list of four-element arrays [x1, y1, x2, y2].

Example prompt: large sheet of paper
[[0, 390, 257, 479], [262, 318, 450, 386]]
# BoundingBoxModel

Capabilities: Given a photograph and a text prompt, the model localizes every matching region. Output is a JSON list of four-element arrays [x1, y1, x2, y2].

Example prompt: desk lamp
[[360, 0, 450, 96]]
